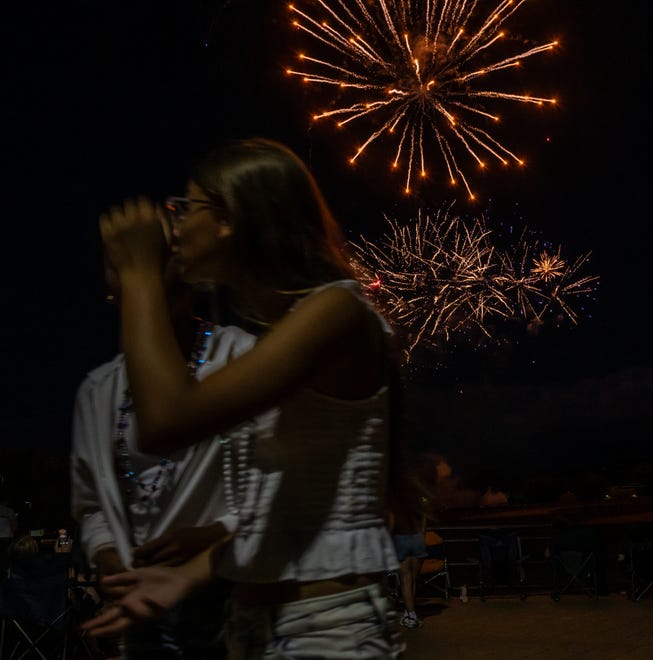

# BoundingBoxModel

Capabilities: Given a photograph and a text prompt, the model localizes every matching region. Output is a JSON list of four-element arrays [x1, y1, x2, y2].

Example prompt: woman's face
[[176, 180, 235, 286]]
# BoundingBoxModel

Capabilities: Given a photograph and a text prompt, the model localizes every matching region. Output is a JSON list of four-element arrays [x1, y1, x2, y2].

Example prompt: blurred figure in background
[[0, 495, 17, 574], [7, 534, 38, 562], [389, 488, 428, 629], [416, 452, 480, 521]]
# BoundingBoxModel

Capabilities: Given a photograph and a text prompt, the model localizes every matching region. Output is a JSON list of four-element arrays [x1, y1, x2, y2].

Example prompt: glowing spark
[[531, 249, 565, 283], [350, 206, 598, 358], [287, 0, 558, 197], [500, 238, 599, 327]]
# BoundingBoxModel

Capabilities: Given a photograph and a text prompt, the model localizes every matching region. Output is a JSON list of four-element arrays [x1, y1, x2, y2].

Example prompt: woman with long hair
[[84, 138, 404, 658]]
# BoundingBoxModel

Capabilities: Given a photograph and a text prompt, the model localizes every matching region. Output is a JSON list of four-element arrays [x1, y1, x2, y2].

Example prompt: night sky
[[2, 1, 652, 492]]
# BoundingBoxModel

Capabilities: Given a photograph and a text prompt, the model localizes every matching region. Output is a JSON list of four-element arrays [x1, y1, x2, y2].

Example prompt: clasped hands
[[84, 523, 231, 637]]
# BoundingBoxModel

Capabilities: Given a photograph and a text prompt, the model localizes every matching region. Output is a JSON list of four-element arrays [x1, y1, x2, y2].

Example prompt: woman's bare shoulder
[[286, 283, 388, 396], [290, 282, 370, 326]]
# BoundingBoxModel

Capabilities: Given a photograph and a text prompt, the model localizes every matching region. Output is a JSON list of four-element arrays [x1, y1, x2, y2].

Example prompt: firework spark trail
[[352, 206, 513, 351], [287, 0, 558, 198], [497, 235, 599, 326], [350, 207, 598, 357]]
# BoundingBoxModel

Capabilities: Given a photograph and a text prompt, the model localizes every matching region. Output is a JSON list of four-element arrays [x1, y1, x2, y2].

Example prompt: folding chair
[[0, 552, 74, 659], [478, 531, 527, 600], [419, 531, 451, 600], [627, 540, 653, 601], [549, 525, 599, 601], [385, 569, 401, 605]]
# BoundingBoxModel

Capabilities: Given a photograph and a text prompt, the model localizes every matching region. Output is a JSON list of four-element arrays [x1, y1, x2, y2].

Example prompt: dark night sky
[[2, 1, 652, 486]]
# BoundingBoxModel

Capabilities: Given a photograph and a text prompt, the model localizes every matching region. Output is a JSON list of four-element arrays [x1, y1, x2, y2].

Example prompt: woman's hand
[[81, 566, 197, 637], [132, 522, 232, 567], [99, 197, 167, 277], [83, 542, 219, 637], [93, 547, 130, 600]]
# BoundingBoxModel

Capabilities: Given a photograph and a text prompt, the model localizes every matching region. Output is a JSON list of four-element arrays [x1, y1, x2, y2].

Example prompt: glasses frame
[[161, 196, 190, 247], [164, 195, 189, 221], [165, 195, 231, 230]]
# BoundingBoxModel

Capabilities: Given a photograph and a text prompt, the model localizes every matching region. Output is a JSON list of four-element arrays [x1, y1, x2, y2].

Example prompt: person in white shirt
[[71, 251, 256, 658]]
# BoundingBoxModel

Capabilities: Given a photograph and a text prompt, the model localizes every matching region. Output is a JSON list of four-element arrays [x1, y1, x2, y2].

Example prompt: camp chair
[[478, 530, 527, 600], [549, 525, 599, 601], [418, 531, 451, 600], [0, 552, 75, 659], [627, 539, 653, 601]]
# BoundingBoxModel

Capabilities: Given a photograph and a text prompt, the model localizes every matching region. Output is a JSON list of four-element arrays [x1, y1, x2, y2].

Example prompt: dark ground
[[404, 593, 653, 659]]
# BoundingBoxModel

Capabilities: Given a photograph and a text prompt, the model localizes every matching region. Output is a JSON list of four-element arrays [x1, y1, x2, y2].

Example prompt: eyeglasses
[[164, 196, 223, 220], [163, 195, 231, 233], [164, 196, 189, 225], [160, 197, 189, 246]]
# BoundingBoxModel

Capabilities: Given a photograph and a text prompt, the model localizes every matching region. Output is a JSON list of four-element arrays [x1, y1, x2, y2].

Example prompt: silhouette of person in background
[[7, 534, 38, 562], [0, 495, 17, 574], [389, 487, 428, 629]]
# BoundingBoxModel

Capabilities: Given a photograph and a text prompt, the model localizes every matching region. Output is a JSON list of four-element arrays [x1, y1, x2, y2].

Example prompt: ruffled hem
[[216, 526, 399, 583]]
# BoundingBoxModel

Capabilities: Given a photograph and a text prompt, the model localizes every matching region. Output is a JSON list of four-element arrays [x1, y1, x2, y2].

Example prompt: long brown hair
[[191, 138, 353, 291]]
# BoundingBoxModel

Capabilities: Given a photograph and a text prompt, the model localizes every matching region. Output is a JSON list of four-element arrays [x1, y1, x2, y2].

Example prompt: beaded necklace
[[219, 421, 256, 520], [114, 319, 213, 506], [219, 287, 323, 519]]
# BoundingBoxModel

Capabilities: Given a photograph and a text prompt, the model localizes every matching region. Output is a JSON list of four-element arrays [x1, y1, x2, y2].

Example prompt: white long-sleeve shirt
[[70, 324, 255, 568]]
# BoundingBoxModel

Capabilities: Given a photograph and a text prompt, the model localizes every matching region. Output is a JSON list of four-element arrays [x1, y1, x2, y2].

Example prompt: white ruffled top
[[215, 280, 399, 582]]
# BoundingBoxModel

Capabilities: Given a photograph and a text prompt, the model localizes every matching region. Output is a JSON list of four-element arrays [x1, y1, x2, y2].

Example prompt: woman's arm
[[123, 280, 372, 454], [101, 198, 382, 455], [100, 197, 191, 454]]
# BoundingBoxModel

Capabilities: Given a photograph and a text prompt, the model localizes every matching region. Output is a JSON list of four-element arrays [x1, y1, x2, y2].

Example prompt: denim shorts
[[393, 533, 428, 561]]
